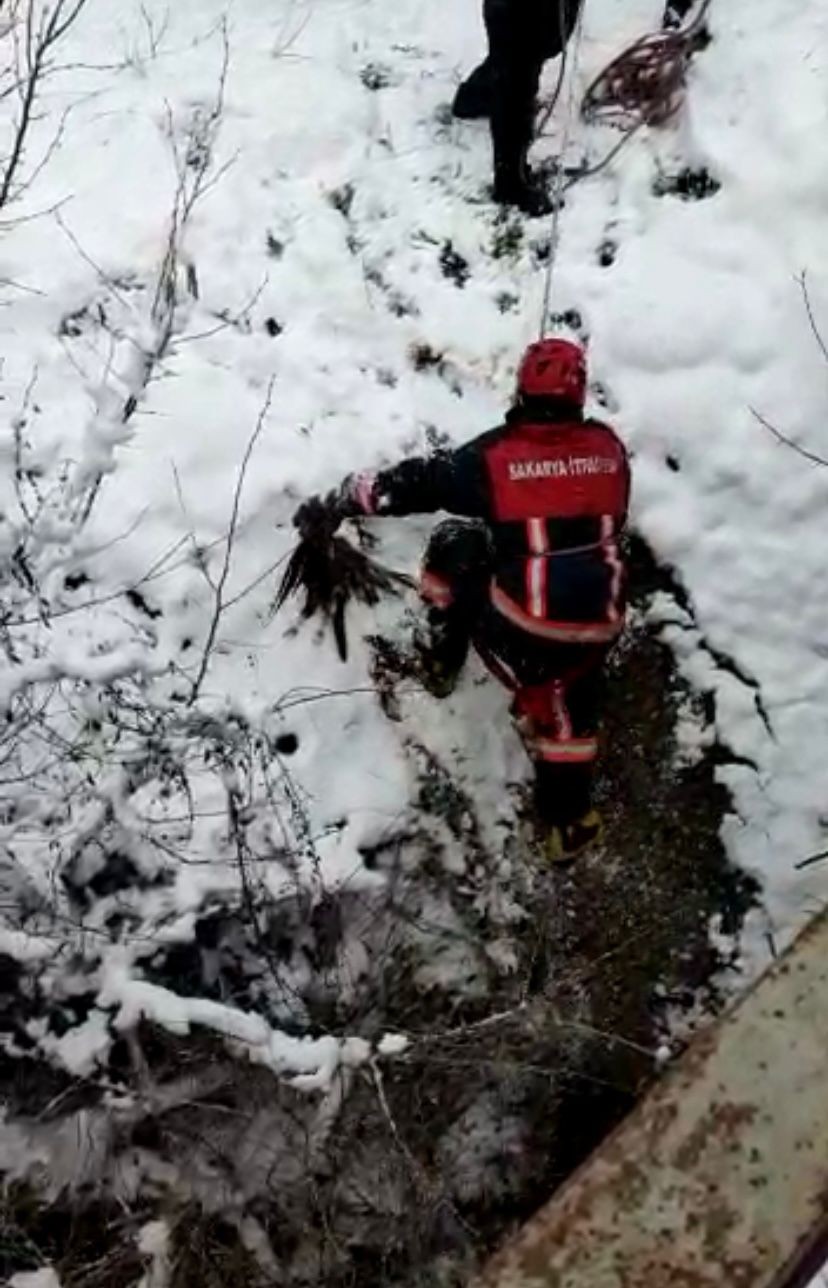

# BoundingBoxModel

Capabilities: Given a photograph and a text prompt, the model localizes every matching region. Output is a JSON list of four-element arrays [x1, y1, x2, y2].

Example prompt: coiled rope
[[538, 0, 712, 335]]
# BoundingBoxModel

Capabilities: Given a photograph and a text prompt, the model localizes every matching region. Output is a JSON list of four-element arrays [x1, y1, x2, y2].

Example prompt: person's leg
[[482, 0, 585, 212], [529, 656, 607, 859], [540, 0, 584, 60], [483, 0, 550, 213], [533, 759, 593, 828], [473, 609, 595, 821], [417, 519, 493, 695], [497, 643, 606, 859], [452, 55, 493, 120]]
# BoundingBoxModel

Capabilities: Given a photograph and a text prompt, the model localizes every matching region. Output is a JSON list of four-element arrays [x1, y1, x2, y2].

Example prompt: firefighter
[[293, 338, 630, 863], [452, 0, 584, 214]]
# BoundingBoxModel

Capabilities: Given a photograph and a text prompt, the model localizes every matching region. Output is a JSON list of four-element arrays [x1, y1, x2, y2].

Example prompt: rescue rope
[[537, 0, 711, 336], [538, 0, 588, 338], [581, 0, 710, 129]]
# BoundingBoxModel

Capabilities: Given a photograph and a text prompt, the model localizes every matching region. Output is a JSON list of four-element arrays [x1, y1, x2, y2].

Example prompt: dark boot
[[452, 57, 493, 120], [663, 0, 696, 27], [534, 763, 602, 865], [493, 163, 554, 216], [487, 40, 548, 214], [539, 809, 603, 865], [482, 0, 585, 213], [413, 610, 469, 698], [416, 518, 492, 694]]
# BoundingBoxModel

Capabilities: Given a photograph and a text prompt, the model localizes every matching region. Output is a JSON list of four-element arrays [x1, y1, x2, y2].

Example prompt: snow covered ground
[[1, 0, 828, 1273]]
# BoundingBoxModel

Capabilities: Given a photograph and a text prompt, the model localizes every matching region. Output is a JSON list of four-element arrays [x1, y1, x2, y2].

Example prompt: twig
[[797, 270, 828, 368], [0, 192, 72, 228], [65, 21, 233, 526], [139, 2, 171, 61], [12, 364, 40, 525], [795, 849, 828, 871], [369, 1058, 428, 1188], [54, 208, 137, 314], [274, 685, 389, 712], [0, 0, 91, 210], [176, 275, 269, 346], [189, 376, 276, 701], [0, 274, 44, 295], [222, 550, 291, 611], [552, 1016, 659, 1060], [171, 460, 216, 592], [751, 407, 828, 469], [411, 1005, 529, 1045]]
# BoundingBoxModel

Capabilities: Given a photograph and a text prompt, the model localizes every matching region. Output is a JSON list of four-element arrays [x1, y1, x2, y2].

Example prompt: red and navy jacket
[[344, 408, 630, 645]]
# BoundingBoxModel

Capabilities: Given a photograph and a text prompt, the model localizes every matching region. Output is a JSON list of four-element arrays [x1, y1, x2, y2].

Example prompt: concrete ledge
[[474, 909, 828, 1288]]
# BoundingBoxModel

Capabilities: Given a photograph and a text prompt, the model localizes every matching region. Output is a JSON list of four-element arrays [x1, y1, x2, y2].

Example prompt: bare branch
[[176, 275, 269, 346], [0, 273, 45, 295], [12, 365, 40, 525], [794, 849, 828, 871], [0, 192, 71, 228], [751, 406, 828, 469], [797, 270, 828, 369], [171, 459, 217, 592], [189, 375, 276, 702], [67, 27, 234, 526], [53, 210, 140, 317], [222, 549, 291, 612], [0, 0, 91, 211], [139, 3, 171, 60]]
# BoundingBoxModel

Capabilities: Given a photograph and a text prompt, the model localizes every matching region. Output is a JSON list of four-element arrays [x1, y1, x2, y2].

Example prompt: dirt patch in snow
[[0, 539, 759, 1288]]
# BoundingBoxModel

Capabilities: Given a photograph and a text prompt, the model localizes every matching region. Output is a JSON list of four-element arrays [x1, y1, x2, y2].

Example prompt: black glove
[[292, 492, 343, 544]]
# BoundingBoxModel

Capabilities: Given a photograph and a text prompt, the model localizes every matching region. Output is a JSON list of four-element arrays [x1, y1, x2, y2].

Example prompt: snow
[[137, 1219, 170, 1288], [9, 1271, 62, 1288], [0, 929, 55, 963], [1, 0, 828, 1093], [98, 960, 377, 1088], [39, 1008, 112, 1077], [377, 1032, 409, 1057]]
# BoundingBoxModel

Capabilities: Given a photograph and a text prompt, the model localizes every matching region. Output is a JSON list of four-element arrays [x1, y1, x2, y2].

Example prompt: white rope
[[539, 0, 588, 339]]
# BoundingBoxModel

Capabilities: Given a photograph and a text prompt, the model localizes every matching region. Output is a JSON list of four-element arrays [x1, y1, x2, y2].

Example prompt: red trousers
[[420, 519, 612, 827]]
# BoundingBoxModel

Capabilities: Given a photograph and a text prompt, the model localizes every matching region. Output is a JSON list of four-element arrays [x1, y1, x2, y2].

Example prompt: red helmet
[[516, 338, 586, 406]]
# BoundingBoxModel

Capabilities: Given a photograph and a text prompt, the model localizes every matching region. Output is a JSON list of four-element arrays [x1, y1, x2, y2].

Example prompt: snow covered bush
[[0, 1, 92, 215]]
